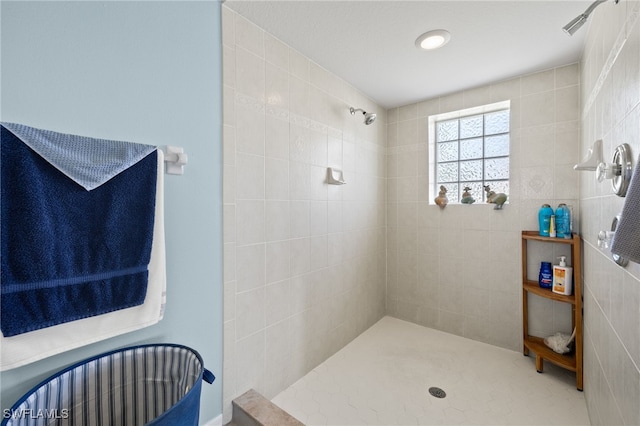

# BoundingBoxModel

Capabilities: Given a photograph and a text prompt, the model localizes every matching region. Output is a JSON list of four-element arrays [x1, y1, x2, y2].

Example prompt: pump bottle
[[552, 256, 573, 296]]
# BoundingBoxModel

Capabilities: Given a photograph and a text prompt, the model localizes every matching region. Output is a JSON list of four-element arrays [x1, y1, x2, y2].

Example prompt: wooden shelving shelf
[[522, 231, 583, 391]]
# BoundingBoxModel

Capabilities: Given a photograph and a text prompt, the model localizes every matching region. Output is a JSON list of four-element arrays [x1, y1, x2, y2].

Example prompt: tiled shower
[[222, 2, 640, 425]]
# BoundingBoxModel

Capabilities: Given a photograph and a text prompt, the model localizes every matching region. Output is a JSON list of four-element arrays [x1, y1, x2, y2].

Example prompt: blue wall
[[0, 1, 223, 422]]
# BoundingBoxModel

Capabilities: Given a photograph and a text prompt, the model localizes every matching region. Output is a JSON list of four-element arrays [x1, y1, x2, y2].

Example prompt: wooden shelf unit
[[521, 231, 583, 391]]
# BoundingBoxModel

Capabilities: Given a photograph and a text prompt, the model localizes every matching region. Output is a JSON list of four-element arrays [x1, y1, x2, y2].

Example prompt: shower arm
[[581, 0, 618, 19], [583, 0, 607, 16]]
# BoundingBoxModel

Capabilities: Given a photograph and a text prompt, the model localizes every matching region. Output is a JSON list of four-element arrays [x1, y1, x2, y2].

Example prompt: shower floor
[[272, 316, 589, 425]]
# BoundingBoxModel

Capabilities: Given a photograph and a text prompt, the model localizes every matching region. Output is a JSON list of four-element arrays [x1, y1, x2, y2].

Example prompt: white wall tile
[[236, 243, 265, 293], [236, 287, 266, 339], [521, 68, 555, 95], [236, 200, 265, 245], [289, 48, 310, 81], [234, 14, 264, 58], [266, 240, 291, 284], [224, 8, 385, 417], [236, 100, 265, 156], [521, 91, 556, 127], [265, 33, 289, 71], [265, 200, 290, 242], [265, 115, 289, 160], [266, 157, 289, 200], [235, 47, 265, 102], [266, 63, 289, 109], [266, 279, 292, 326], [236, 153, 265, 200]]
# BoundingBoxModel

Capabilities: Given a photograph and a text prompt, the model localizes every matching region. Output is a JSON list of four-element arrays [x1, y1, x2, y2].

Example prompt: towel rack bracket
[[162, 146, 188, 175]]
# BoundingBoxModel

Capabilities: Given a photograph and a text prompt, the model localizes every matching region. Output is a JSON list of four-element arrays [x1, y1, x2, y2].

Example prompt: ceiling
[[224, 0, 596, 109]]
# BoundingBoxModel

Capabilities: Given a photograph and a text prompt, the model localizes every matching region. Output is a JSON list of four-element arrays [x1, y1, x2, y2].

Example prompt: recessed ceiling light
[[415, 29, 451, 50]]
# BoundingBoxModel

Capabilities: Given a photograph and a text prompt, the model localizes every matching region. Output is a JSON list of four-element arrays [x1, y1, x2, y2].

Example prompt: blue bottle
[[539, 262, 553, 289], [555, 203, 570, 238], [538, 204, 554, 237]]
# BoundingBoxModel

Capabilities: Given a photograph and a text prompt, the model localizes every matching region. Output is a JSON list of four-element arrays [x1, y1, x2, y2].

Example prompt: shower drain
[[428, 387, 446, 398]]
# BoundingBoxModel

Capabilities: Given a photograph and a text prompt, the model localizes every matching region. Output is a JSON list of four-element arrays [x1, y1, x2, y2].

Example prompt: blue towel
[[1, 122, 156, 190], [1, 124, 158, 337]]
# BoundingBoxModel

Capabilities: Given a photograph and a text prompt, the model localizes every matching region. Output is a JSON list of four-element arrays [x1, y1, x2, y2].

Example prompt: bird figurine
[[483, 185, 507, 210], [434, 185, 448, 209], [461, 186, 475, 204]]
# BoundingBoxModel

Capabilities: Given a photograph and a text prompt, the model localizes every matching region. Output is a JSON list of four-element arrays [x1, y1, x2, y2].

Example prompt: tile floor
[[272, 316, 590, 425]]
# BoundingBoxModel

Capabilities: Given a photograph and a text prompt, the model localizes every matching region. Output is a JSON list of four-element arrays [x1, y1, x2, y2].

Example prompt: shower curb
[[229, 389, 304, 426]]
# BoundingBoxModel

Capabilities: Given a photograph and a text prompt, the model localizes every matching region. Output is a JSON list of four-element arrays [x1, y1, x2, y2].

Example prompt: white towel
[[0, 150, 166, 371], [611, 155, 640, 264]]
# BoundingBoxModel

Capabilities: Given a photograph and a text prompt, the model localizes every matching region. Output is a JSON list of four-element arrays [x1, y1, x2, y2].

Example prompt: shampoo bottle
[[552, 256, 573, 296], [538, 204, 554, 237]]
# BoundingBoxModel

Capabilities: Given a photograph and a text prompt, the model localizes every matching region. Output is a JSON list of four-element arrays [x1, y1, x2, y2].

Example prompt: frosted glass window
[[437, 162, 458, 182], [437, 142, 458, 162], [485, 110, 510, 135], [436, 120, 458, 142], [460, 160, 483, 181], [433, 107, 510, 203], [485, 134, 509, 157], [460, 138, 483, 160], [484, 157, 510, 180], [460, 115, 483, 139]]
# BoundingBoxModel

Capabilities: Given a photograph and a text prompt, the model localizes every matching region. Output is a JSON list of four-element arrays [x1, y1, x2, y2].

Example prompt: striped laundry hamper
[[1, 344, 215, 426]]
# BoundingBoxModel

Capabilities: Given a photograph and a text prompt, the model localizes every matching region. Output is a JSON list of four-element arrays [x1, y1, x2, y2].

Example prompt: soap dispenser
[[552, 256, 573, 296]]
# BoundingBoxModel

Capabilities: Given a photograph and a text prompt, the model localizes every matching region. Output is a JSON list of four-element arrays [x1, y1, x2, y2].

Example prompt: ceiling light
[[415, 30, 451, 50]]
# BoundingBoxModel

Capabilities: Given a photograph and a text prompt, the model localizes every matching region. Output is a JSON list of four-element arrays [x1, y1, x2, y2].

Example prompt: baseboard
[[203, 413, 223, 426]]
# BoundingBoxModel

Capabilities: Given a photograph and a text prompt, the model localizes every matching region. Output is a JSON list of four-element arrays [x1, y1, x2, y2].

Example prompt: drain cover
[[428, 387, 446, 398]]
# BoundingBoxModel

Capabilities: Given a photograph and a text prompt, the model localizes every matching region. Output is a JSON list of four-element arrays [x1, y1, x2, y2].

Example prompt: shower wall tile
[[520, 91, 556, 127], [223, 125, 236, 166], [289, 48, 310, 82], [521, 68, 555, 96], [463, 85, 491, 109], [265, 33, 289, 71], [265, 200, 290, 242], [235, 48, 265, 103], [265, 157, 289, 200], [235, 243, 265, 293], [221, 10, 386, 414], [234, 14, 264, 58], [236, 153, 265, 200], [580, 2, 640, 424], [236, 287, 266, 340], [236, 200, 265, 245], [387, 63, 581, 353], [223, 45, 236, 89], [266, 63, 289, 109]]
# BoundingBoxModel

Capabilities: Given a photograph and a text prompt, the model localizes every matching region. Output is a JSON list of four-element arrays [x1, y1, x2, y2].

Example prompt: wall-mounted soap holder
[[597, 215, 628, 267], [596, 143, 632, 197], [327, 167, 346, 185]]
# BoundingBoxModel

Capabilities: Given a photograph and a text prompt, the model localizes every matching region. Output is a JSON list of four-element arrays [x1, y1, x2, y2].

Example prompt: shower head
[[563, 0, 618, 36], [350, 107, 377, 125], [563, 14, 588, 35]]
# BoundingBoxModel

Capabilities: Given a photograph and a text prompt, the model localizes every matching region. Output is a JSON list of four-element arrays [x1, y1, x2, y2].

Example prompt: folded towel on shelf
[[1, 123, 158, 337], [611, 155, 640, 264]]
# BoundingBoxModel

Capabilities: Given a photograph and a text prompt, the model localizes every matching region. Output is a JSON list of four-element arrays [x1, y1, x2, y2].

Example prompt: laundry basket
[[1, 344, 215, 426]]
